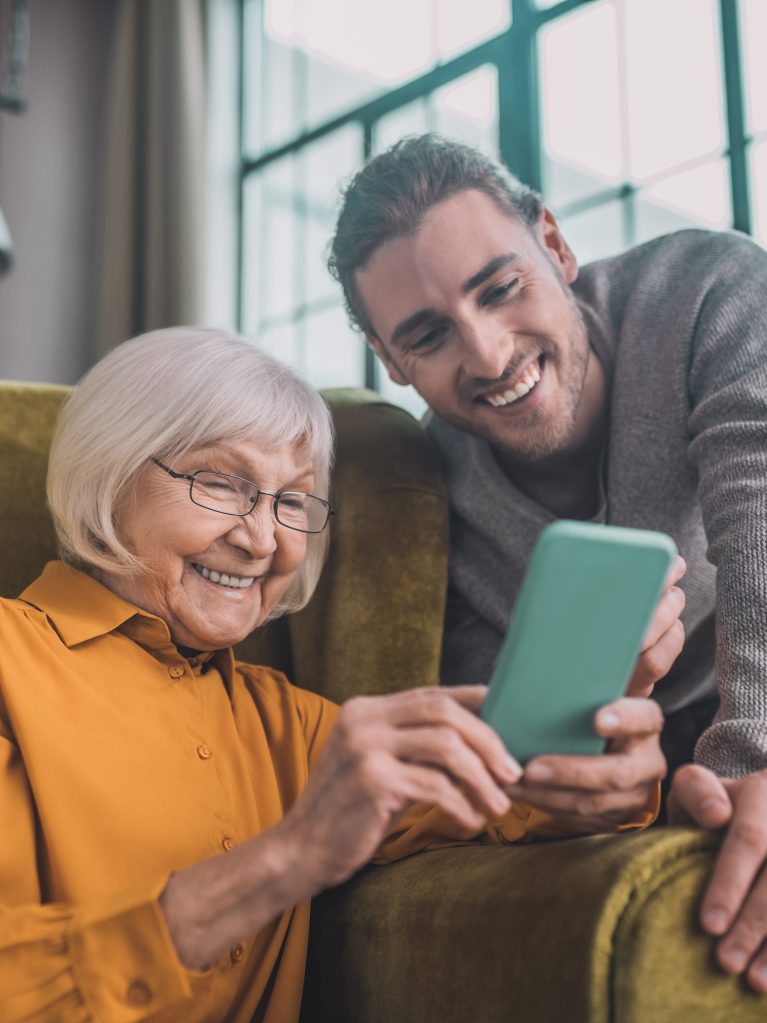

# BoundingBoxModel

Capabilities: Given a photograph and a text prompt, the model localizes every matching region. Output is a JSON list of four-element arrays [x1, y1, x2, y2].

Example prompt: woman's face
[[103, 439, 314, 650]]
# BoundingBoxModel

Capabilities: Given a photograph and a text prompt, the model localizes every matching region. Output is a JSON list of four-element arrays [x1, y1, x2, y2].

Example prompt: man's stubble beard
[[475, 302, 591, 464]]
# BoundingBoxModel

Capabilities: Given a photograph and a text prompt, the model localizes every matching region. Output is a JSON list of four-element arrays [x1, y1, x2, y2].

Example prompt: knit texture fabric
[[427, 229, 767, 778]]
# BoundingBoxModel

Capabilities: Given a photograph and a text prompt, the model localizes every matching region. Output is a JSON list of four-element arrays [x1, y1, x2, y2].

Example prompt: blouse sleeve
[[0, 734, 196, 1023]]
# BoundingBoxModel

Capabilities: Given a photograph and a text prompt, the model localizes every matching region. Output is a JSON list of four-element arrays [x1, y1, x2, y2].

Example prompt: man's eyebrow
[[461, 253, 521, 295]]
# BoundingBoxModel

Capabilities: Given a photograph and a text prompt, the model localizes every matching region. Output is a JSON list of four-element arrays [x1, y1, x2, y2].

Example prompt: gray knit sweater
[[426, 229, 767, 778]]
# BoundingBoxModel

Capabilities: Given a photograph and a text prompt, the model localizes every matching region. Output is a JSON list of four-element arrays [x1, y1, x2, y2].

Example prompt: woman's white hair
[[47, 327, 335, 619]]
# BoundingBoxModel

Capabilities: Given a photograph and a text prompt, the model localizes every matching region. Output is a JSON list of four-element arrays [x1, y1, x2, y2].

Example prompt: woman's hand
[[627, 555, 686, 697], [504, 697, 667, 833], [278, 686, 522, 893]]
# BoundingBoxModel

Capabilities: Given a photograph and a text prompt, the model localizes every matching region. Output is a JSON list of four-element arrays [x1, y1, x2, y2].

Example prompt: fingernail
[[525, 763, 552, 782], [722, 946, 748, 972], [702, 908, 728, 934], [675, 555, 686, 571], [503, 753, 522, 781], [598, 711, 620, 729]]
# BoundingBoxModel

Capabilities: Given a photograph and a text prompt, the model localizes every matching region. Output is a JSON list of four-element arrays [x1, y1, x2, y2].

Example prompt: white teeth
[[193, 564, 255, 589], [483, 361, 542, 407]]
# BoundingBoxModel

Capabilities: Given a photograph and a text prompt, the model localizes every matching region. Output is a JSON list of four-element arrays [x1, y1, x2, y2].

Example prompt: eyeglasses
[[151, 458, 333, 534]]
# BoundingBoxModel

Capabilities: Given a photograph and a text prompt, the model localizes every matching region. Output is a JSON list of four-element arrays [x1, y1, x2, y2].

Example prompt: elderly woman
[[0, 329, 668, 1023]]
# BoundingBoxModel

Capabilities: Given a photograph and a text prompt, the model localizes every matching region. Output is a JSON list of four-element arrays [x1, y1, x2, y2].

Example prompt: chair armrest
[[301, 828, 755, 1023]]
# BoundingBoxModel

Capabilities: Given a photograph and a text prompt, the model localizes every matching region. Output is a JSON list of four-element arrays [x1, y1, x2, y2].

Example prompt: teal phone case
[[480, 521, 678, 763]]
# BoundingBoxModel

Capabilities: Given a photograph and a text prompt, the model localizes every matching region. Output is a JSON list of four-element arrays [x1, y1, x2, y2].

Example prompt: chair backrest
[[0, 382, 448, 702]]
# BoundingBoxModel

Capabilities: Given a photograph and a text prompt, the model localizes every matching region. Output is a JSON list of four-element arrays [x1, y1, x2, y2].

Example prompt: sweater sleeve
[[687, 233, 767, 776]]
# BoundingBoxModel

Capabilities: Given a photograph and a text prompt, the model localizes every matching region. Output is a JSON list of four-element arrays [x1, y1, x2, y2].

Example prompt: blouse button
[[222, 836, 235, 851], [126, 979, 152, 1006], [169, 664, 185, 679], [197, 744, 212, 760], [230, 944, 245, 964]]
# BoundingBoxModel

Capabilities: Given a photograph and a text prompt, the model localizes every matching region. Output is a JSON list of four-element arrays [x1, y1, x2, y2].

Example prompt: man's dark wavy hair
[[328, 134, 543, 337]]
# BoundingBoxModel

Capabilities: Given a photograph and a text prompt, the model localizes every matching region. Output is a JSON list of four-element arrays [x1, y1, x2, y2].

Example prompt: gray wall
[[0, 0, 117, 384]]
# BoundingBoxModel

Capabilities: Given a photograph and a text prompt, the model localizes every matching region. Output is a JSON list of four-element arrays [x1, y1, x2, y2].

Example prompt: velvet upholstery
[[1, 380, 762, 1022]]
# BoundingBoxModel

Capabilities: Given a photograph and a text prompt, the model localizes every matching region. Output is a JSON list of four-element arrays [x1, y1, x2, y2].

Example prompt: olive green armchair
[[1, 380, 761, 1023]]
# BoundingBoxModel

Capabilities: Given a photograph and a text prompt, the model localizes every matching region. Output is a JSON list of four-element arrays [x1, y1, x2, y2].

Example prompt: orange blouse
[[0, 562, 656, 1022]]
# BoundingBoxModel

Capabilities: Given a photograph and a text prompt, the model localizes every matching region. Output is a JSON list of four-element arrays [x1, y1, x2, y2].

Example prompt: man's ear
[[365, 334, 409, 386], [537, 207, 579, 285]]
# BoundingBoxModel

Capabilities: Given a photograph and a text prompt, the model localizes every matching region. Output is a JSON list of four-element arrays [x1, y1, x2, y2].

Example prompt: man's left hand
[[627, 555, 686, 698], [669, 764, 767, 992], [505, 698, 666, 832]]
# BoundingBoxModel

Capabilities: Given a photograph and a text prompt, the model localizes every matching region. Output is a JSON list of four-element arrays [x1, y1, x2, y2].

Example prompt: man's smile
[[474, 355, 544, 408]]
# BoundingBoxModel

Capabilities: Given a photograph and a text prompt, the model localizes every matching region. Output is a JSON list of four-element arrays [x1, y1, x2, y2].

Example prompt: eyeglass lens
[[190, 472, 327, 532]]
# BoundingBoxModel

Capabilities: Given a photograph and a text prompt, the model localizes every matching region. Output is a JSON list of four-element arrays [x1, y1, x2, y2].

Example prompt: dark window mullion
[[720, 0, 751, 233]]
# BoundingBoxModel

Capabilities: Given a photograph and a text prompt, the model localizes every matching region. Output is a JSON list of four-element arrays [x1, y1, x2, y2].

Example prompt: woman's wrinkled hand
[[278, 686, 521, 892]]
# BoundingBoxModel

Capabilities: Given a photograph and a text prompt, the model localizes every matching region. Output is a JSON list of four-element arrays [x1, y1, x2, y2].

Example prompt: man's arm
[[671, 231, 767, 989]]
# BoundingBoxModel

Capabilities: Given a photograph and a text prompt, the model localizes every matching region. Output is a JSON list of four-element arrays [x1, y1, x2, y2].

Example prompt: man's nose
[[460, 320, 515, 380]]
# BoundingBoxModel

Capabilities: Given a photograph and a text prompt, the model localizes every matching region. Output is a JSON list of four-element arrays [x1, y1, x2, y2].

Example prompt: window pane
[[305, 126, 363, 305], [750, 141, 767, 248], [303, 305, 366, 388], [436, 0, 510, 61], [431, 66, 499, 154], [373, 99, 430, 154], [377, 373, 428, 421], [634, 160, 731, 244], [559, 200, 627, 265], [539, 2, 624, 208], [246, 0, 511, 155], [741, 0, 767, 134], [242, 156, 301, 336], [255, 323, 299, 369], [624, 0, 725, 180]]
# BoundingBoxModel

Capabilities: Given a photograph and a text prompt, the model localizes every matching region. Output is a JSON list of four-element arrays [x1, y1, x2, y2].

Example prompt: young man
[[328, 134, 767, 990]]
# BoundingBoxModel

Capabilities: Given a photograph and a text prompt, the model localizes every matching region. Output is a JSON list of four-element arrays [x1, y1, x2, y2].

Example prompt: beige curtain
[[97, 0, 207, 355]]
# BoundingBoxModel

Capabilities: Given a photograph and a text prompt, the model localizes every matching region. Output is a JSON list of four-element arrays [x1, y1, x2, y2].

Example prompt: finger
[[717, 864, 767, 977], [667, 763, 732, 830], [393, 725, 512, 819], [523, 738, 665, 793], [700, 777, 767, 936], [745, 932, 767, 992], [664, 554, 687, 590], [505, 780, 654, 821], [641, 584, 686, 652], [398, 762, 487, 833], [628, 620, 685, 697], [593, 697, 665, 740], [380, 688, 522, 784]]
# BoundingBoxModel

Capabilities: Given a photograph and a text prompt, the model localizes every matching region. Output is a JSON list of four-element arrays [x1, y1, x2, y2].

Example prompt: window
[[235, 0, 762, 413]]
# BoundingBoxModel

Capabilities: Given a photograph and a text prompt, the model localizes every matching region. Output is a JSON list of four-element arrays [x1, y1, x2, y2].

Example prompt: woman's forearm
[[159, 819, 312, 970]]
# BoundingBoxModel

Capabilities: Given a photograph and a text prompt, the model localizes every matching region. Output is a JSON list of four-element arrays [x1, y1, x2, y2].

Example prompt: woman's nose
[[233, 496, 278, 554]]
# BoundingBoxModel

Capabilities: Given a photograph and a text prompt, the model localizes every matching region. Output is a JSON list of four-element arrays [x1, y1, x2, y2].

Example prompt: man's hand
[[669, 764, 767, 992], [505, 698, 666, 832], [627, 555, 687, 697]]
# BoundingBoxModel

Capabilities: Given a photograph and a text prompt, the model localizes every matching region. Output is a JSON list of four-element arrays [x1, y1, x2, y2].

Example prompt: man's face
[[355, 189, 596, 461]]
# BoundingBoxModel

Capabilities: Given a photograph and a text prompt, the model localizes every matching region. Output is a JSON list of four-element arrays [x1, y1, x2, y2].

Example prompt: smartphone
[[480, 520, 678, 763]]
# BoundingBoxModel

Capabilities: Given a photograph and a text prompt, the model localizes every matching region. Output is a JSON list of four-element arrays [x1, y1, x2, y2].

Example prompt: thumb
[[667, 764, 732, 829]]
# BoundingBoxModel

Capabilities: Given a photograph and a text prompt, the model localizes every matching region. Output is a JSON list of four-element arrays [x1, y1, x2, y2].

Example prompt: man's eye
[[482, 279, 518, 305], [410, 328, 447, 352]]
